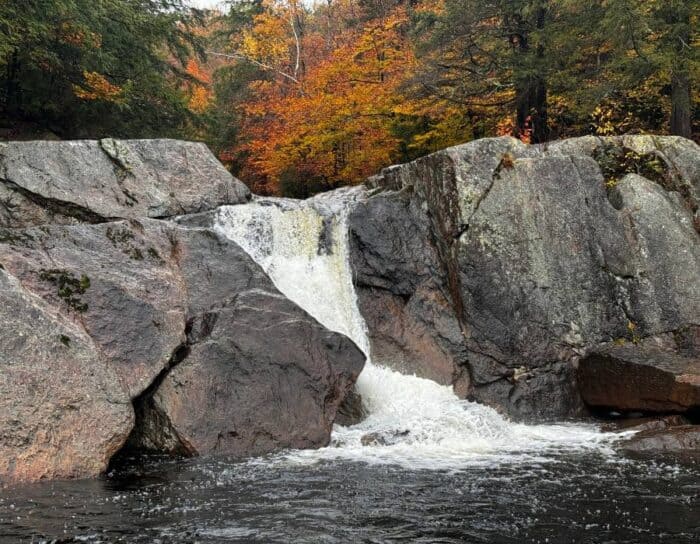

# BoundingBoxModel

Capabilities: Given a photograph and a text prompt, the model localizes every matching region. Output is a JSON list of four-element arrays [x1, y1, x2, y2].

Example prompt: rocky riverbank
[[1, 135, 698, 485], [355, 135, 699, 429], [0, 140, 364, 485]]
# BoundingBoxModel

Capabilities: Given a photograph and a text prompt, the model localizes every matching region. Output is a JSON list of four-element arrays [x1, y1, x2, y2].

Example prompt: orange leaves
[[73, 71, 123, 103], [213, 1, 486, 194], [58, 22, 102, 49], [185, 59, 212, 113], [230, 3, 417, 191]]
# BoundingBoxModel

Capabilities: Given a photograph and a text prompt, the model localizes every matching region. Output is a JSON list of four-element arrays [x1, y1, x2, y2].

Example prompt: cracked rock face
[[0, 220, 188, 400], [348, 189, 471, 395], [367, 135, 700, 420], [126, 226, 366, 457], [0, 139, 250, 228], [0, 218, 365, 483]]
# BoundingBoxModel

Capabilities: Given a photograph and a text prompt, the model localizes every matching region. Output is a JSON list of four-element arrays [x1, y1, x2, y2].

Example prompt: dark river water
[[1, 451, 698, 544]]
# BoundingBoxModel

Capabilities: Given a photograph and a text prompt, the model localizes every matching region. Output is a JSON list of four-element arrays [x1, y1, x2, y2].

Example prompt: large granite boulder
[[127, 226, 365, 456], [0, 139, 364, 484], [0, 269, 133, 485], [366, 135, 700, 420], [0, 219, 364, 481], [348, 188, 470, 395], [0, 139, 250, 228]]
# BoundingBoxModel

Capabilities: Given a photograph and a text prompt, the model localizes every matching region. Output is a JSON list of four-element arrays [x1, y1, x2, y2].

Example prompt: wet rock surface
[[348, 189, 470, 393], [0, 139, 250, 228], [620, 425, 700, 454], [368, 135, 700, 420], [335, 389, 367, 427], [602, 415, 691, 433], [360, 430, 411, 446]]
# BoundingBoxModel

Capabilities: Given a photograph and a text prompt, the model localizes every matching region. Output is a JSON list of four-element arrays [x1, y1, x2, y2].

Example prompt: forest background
[[1, 0, 697, 196]]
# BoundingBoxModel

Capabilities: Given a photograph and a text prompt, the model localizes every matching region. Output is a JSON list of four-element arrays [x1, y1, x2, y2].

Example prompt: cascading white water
[[215, 187, 620, 469]]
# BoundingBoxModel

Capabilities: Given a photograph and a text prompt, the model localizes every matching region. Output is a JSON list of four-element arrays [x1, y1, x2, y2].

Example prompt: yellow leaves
[[73, 71, 123, 103], [188, 86, 211, 114], [185, 59, 212, 114], [240, 0, 303, 75], [591, 104, 619, 135], [241, 13, 290, 66]]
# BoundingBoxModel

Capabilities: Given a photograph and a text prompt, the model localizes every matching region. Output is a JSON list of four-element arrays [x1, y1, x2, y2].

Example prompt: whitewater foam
[[215, 187, 621, 469]]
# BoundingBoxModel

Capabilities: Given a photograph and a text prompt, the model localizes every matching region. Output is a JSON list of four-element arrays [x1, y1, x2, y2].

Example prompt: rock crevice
[[0, 140, 363, 485], [364, 135, 700, 420]]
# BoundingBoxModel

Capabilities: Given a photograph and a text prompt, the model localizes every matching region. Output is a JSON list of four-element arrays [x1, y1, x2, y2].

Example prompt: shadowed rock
[[128, 227, 365, 456], [579, 344, 700, 413], [348, 189, 470, 394]]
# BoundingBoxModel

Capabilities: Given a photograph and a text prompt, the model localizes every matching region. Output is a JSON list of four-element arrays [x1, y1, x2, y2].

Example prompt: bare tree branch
[[206, 50, 302, 85]]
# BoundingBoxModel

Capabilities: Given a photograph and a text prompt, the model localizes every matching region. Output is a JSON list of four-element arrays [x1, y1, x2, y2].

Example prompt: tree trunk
[[4, 49, 20, 118], [671, 71, 692, 138], [667, 0, 692, 138], [514, 4, 549, 143], [516, 77, 548, 143]]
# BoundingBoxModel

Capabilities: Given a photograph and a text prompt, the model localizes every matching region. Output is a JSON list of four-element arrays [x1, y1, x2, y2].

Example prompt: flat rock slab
[[0, 139, 250, 228], [620, 425, 700, 454], [602, 415, 691, 433], [579, 344, 700, 413]]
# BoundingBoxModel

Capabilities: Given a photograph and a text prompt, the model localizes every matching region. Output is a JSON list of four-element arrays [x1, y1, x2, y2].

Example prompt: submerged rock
[[360, 430, 410, 446], [367, 135, 700, 419], [602, 415, 691, 433], [0, 139, 250, 228], [620, 425, 700, 454], [335, 388, 367, 427]]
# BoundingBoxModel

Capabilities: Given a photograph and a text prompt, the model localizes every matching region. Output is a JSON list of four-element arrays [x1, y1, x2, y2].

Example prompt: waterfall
[[215, 187, 617, 469]]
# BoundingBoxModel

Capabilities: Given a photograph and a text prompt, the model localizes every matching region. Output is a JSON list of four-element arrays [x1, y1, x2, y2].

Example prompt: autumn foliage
[[1, 0, 697, 194], [213, 0, 475, 195]]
